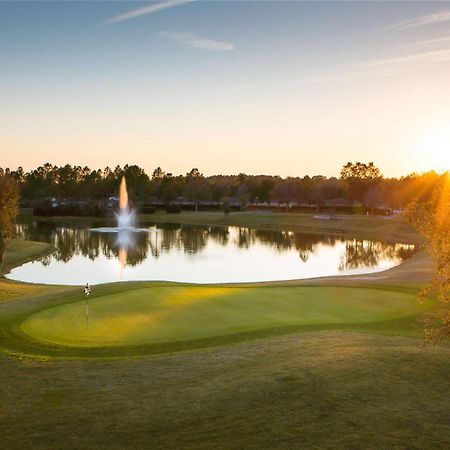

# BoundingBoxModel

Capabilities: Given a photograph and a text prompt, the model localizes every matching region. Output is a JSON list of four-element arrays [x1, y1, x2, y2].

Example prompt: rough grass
[[0, 332, 449, 450], [0, 279, 58, 303]]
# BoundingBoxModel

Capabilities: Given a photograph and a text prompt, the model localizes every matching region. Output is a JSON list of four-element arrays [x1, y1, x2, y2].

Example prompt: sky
[[1, 0, 450, 178]]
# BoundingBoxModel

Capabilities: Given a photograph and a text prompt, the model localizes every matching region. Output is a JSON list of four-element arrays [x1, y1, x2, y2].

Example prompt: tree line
[[0, 162, 447, 212]]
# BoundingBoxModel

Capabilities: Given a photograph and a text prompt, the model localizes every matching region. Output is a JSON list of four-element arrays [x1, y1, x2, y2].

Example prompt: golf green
[[21, 285, 432, 348]]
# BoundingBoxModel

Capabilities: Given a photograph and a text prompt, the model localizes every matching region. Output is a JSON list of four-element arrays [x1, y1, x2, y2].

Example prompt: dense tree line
[[0, 163, 447, 213]]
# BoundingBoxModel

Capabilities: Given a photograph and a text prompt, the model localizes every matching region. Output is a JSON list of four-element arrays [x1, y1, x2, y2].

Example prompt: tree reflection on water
[[14, 220, 416, 271], [339, 240, 416, 271]]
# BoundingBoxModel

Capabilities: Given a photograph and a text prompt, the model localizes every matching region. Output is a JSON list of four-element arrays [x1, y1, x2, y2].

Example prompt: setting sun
[[415, 120, 450, 173]]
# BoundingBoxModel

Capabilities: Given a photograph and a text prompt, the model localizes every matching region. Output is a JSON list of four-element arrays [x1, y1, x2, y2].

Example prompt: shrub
[[33, 201, 55, 217], [165, 205, 181, 214], [33, 201, 107, 217], [141, 205, 156, 214]]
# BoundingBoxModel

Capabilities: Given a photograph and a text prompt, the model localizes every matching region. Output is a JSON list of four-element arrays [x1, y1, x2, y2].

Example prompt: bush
[[141, 205, 156, 214], [59, 203, 83, 216], [33, 201, 55, 217], [85, 203, 105, 217], [33, 201, 107, 217], [165, 205, 181, 214]]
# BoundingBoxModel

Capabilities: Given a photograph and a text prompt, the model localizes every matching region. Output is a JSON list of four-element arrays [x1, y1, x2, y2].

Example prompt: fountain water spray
[[116, 176, 135, 229], [119, 176, 128, 210], [89, 175, 150, 281]]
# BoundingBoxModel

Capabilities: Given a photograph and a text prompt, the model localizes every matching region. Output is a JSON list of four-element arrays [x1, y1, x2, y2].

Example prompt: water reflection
[[339, 240, 400, 271], [9, 220, 416, 285]]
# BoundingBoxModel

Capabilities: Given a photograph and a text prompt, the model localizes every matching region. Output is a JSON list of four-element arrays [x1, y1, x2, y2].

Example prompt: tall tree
[[270, 178, 299, 209], [341, 161, 382, 207], [184, 168, 207, 210], [252, 178, 275, 204], [122, 164, 150, 201]]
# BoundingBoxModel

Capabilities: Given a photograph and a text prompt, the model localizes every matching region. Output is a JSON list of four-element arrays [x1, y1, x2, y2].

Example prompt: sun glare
[[414, 120, 450, 173]]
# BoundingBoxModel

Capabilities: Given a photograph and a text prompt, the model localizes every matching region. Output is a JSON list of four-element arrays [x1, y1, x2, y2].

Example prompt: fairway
[[21, 285, 432, 348]]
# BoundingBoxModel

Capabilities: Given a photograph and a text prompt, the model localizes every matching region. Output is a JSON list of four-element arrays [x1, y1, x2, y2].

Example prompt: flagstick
[[86, 294, 89, 330]]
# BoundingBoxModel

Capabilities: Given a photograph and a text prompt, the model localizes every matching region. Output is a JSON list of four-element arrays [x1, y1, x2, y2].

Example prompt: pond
[[6, 220, 416, 285]]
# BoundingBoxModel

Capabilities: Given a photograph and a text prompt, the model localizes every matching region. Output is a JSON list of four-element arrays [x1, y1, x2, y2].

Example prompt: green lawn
[[1, 332, 449, 449], [21, 285, 433, 349], [1, 218, 449, 449]]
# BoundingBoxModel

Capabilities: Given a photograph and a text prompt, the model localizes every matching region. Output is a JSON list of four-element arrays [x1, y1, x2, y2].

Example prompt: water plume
[[116, 176, 135, 229], [119, 176, 128, 211]]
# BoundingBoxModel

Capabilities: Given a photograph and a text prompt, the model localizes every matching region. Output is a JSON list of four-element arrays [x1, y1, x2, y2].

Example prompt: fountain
[[116, 176, 135, 229], [90, 176, 152, 278], [92, 175, 148, 232]]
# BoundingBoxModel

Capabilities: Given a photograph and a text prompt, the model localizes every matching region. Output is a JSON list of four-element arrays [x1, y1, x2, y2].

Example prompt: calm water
[[6, 220, 416, 285]]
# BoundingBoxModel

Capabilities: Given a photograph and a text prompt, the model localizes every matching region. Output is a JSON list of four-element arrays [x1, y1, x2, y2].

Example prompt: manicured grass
[[21, 285, 433, 349]]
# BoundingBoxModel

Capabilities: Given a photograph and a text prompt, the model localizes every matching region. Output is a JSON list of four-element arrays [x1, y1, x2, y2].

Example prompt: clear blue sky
[[1, 1, 450, 177]]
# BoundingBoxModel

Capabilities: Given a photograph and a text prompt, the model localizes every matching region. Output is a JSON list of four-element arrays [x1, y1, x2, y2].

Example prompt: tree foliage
[[0, 174, 19, 237], [340, 161, 382, 180], [405, 173, 450, 344], [340, 162, 382, 206]]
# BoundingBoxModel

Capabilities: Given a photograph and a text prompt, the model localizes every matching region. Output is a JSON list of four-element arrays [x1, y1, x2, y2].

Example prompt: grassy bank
[[0, 238, 53, 276], [0, 239, 63, 303]]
